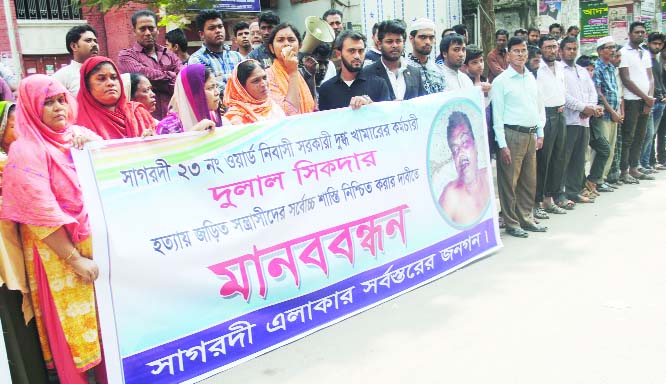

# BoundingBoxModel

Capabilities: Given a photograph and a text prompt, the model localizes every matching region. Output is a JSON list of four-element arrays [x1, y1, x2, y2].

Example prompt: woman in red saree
[[76, 56, 155, 139], [1, 75, 106, 384]]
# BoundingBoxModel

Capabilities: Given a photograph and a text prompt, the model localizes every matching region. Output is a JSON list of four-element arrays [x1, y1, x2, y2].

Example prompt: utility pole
[[479, 0, 496, 54]]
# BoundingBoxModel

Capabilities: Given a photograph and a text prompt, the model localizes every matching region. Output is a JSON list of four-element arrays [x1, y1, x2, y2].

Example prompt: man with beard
[[248, 11, 280, 68], [491, 37, 547, 238], [361, 20, 424, 101], [249, 22, 263, 49], [527, 27, 541, 46], [407, 18, 446, 94], [188, 10, 243, 95], [487, 29, 509, 82], [54, 25, 99, 96], [439, 111, 491, 225], [119, 10, 182, 120], [639, 32, 666, 172], [618, 21, 655, 183], [318, 30, 390, 111], [233, 21, 253, 59], [534, 34, 567, 216], [440, 34, 473, 90]]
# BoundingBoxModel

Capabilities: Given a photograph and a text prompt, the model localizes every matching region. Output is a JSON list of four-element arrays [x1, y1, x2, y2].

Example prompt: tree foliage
[[78, 0, 218, 22]]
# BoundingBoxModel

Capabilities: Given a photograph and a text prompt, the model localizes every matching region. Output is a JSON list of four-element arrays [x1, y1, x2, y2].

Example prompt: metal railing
[[15, 0, 82, 20]]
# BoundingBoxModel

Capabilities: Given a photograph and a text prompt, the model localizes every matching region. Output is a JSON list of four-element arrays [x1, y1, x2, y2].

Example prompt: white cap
[[409, 18, 436, 34], [596, 36, 615, 49]]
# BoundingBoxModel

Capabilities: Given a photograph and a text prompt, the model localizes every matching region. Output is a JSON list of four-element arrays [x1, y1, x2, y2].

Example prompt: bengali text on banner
[[73, 88, 503, 384]]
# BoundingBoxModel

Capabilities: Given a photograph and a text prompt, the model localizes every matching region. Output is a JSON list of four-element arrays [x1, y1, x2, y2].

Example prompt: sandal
[[533, 207, 550, 219], [543, 204, 567, 214], [581, 188, 597, 199], [556, 199, 575, 210], [573, 194, 595, 203], [505, 226, 529, 238], [621, 174, 639, 184]]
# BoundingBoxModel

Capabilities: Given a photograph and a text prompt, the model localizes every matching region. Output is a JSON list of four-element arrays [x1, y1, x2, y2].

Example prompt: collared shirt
[[490, 65, 545, 148], [441, 64, 474, 91], [189, 44, 243, 93], [593, 58, 619, 120], [318, 71, 391, 111], [247, 44, 273, 69], [118, 42, 183, 120], [487, 47, 508, 82], [536, 59, 566, 107], [619, 45, 652, 100], [563, 62, 597, 127], [381, 58, 408, 100], [407, 53, 446, 94], [53, 60, 83, 96]]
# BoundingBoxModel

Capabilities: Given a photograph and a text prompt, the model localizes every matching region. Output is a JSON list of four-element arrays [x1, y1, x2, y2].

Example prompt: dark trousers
[[588, 117, 611, 183], [535, 107, 566, 203], [0, 286, 49, 384], [620, 99, 649, 170], [497, 128, 537, 229], [657, 106, 666, 164], [561, 125, 589, 199]]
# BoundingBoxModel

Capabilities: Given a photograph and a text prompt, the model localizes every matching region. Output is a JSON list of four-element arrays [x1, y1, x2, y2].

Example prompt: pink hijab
[[1, 75, 91, 242]]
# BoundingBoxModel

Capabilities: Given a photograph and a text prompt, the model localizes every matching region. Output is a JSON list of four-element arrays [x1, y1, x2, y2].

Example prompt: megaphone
[[300, 16, 336, 54]]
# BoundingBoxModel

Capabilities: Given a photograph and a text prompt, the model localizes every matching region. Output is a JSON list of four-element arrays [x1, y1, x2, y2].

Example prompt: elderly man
[[407, 18, 445, 94], [591, 36, 624, 189], [188, 10, 243, 94], [54, 25, 99, 96], [247, 11, 280, 68], [118, 10, 182, 119], [361, 19, 425, 101], [491, 37, 546, 238], [438, 111, 490, 225], [618, 21, 654, 183], [487, 29, 509, 82], [249, 21, 262, 49]]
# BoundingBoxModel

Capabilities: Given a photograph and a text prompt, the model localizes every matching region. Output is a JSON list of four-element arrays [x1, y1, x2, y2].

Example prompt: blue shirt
[[593, 58, 619, 121], [490, 65, 545, 148], [188, 45, 243, 93]]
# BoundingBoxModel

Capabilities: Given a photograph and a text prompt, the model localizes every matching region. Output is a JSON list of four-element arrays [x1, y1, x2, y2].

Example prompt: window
[[15, 0, 82, 20]]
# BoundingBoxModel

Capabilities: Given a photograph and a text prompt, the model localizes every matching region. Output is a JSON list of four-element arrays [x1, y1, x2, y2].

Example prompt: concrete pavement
[[203, 172, 666, 384]]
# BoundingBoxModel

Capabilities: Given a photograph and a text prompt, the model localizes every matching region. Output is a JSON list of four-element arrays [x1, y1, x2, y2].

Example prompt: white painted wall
[[17, 20, 87, 55]]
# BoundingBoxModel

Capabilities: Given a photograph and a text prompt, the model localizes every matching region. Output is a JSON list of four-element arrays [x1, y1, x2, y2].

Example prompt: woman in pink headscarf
[[1, 75, 106, 384], [156, 63, 222, 134]]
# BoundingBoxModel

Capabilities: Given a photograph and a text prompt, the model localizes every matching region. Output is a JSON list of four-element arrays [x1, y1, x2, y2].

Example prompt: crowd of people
[[0, 6, 663, 383]]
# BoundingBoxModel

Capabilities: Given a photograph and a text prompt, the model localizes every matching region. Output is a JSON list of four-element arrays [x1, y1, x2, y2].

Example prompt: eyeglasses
[[541, 45, 559, 51], [510, 49, 528, 55]]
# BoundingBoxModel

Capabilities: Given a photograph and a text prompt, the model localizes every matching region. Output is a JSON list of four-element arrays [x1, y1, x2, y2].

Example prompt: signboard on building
[[580, 1, 608, 45], [537, 0, 563, 34], [213, 0, 260, 12]]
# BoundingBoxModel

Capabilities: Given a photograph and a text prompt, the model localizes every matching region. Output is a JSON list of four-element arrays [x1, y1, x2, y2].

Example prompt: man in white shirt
[[361, 19, 425, 101], [53, 25, 99, 96], [618, 21, 655, 183], [535, 34, 568, 215], [439, 33, 474, 91]]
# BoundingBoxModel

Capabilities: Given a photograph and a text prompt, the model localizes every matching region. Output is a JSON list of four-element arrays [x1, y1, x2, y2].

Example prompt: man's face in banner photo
[[433, 108, 491, 227]]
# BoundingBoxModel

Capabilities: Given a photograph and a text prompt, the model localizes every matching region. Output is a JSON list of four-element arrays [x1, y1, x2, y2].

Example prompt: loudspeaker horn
[[300, 16, 335, 54]]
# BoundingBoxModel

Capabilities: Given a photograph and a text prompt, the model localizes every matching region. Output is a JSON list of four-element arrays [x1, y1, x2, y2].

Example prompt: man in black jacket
[[361, 19, 425, 101]]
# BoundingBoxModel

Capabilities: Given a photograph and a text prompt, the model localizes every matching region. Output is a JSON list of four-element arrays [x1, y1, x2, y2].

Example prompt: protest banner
[[73, 88, 502, 384]]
